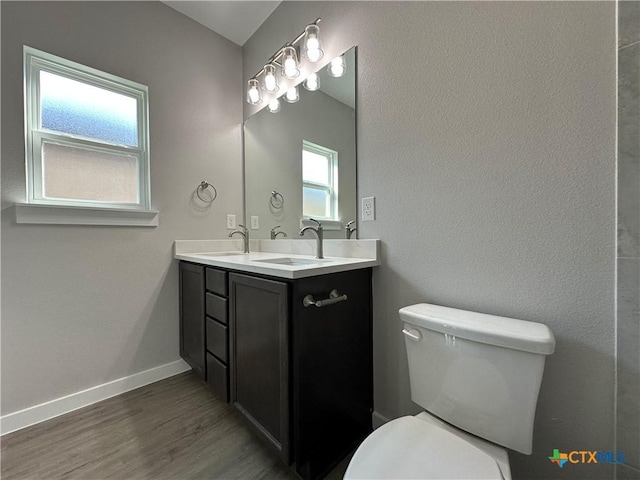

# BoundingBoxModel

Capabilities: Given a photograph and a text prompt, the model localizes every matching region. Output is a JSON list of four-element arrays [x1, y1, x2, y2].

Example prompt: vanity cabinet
[[179, 261, 373, 480]]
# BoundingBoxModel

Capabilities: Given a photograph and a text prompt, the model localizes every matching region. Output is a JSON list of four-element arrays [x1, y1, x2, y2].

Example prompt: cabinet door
[[179, 262, 205, 378], [229, 273, 290, 464], [292, 268, 373, 480]]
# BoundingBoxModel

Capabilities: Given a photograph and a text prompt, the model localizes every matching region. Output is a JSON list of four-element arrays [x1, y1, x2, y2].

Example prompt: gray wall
[[1, 1, 243, 414], [245, 88, 356, 239], [244, 3, 616, 479], [616, 1, 640, 478]]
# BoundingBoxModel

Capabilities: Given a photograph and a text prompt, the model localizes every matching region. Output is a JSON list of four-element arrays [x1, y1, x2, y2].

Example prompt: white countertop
[[174, 239, 380, 279]]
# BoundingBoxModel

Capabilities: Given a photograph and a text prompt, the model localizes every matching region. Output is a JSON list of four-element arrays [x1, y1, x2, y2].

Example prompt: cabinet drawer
[[206, 268, 228, 297], [207, 353, 229, 402], [206, 293, 228, 324], [206, 318, 228, 363]]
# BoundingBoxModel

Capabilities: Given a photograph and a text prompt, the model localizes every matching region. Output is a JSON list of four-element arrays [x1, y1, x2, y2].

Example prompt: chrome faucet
[[229, 224, 249, 253], [270, 226, 288, 240], [345, 220, 357, 239], [299, 218, 324, 259]]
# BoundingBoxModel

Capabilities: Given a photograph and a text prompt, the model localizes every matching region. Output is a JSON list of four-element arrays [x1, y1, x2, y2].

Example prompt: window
[[24, 46, 150, 211], [302, 140, 338, 220]]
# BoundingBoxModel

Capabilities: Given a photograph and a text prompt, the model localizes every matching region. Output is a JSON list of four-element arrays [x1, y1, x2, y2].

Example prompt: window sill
[[14, 203, 159, 227], [300, 218, 343, 231]]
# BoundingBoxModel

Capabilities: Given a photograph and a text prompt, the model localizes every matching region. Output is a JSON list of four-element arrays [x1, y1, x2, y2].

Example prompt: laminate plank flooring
[[1, 372, 347, 480]]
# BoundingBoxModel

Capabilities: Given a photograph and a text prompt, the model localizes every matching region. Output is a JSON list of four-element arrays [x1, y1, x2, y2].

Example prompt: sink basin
[[196, 252, 244, 257], [255, 257, 326, 266]]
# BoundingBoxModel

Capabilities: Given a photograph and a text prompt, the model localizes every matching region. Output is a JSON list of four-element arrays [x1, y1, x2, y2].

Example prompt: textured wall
[[616, 1, 640, 478], [1, 1, 243, 414], [244, 3, 616, 479]]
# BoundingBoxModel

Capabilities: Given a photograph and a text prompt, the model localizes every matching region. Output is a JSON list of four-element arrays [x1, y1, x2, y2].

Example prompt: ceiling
[[162, 1, 281, 46]]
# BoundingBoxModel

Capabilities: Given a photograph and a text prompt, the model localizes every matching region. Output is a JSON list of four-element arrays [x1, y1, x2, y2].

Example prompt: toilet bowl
[[344, 303, 555, 480], [344, 412, 511, 479]]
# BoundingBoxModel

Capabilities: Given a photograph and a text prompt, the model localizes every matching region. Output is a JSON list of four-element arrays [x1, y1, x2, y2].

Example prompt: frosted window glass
[[40, 71, 138, 147], [42, 142, 138, 203], [303, 187, 329, 218], [302, 150, 329, 185]]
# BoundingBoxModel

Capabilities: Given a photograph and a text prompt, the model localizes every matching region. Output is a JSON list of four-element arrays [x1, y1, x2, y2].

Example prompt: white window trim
[[302, 140, 339, 222], [15, 203, 159, 227], [21, 46, 155, 226]]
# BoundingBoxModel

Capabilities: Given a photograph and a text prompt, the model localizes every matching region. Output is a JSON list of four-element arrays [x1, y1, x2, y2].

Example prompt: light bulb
[[246, 79, 262, 105], [281, 46, 299, 79], [267, 98, 281, 113], [303, 73, 320, 91], [306, 37, 319, 51], [306, 47, 322, 63], [328, 56, 346, 78], [263, 64, 278, 93], [284, 86, 299, 103]]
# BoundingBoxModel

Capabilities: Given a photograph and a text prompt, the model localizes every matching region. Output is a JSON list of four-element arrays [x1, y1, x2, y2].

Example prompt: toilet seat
[[344, 416, 505, 480]]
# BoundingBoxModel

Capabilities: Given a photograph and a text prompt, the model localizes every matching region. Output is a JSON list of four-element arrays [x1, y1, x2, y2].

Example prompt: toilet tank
[[400, 303, 555, 455]]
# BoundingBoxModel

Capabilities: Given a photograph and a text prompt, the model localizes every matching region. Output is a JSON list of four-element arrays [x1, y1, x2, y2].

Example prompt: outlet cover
[[362, 196, 375, 222], [226, 214, 236, 229], [251, 216, 259, 230]]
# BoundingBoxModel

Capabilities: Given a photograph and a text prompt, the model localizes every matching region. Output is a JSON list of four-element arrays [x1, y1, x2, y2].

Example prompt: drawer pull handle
[[303, 289, 348, 308]]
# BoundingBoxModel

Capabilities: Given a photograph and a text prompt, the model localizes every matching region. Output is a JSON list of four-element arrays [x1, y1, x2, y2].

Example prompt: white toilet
[[345, 303, 555, 480]]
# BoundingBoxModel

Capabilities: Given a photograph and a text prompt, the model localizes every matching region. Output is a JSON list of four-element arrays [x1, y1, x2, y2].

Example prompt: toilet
[[345, 303, 555, 480]]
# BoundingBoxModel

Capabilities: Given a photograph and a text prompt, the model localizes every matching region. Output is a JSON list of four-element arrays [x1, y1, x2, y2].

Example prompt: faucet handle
[[238, 224, 248, 232], [271, 225, 281, 232], [346, 220, 355, 228]]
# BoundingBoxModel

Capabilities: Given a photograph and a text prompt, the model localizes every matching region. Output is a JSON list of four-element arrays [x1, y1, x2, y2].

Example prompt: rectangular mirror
[[244, 47, 357, 240]]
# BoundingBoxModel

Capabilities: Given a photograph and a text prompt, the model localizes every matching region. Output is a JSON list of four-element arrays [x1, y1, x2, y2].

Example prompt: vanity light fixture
[[263, 64, 279, 93], [303, 72, 320, 91], [284, 86, 300, 103], [267, 98, 281, 113], [245, 18, 324, 105], [327, 55, 346, 78]]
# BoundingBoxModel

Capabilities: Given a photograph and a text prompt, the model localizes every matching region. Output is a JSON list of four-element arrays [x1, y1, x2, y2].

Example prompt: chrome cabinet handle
[[303, 289, 348, 308]]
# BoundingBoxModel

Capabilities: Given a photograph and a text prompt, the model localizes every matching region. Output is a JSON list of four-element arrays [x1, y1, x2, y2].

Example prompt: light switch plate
[[226, 214, 236, 229], [251, 216, 259, 230], [362, 196, 375, 222]]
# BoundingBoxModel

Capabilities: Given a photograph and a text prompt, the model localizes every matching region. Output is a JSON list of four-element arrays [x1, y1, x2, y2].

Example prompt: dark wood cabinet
[[179, 261, 373, 480], [179, 262, 205, 378], [229, 273, 290, 463], [180, 262, 230, 402], [291, 268, 373, 480], [205, 268, 230, 402]]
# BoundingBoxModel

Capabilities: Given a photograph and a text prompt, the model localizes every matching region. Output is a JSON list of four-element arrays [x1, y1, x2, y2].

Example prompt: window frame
[[302, 140, 339, 221], [24, 46, 151, 211]]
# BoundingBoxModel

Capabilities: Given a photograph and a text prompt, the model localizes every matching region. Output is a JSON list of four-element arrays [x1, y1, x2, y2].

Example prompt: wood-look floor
[[1, 372, 351, 480]]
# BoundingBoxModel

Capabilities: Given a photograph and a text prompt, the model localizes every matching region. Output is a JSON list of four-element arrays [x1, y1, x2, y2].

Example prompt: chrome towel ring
[[270, 191, 284, 209], [196, 181, 217, 203]]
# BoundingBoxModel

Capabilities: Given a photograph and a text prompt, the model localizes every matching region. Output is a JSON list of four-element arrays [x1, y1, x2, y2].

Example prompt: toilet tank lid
[[400, 303, 555, 355]]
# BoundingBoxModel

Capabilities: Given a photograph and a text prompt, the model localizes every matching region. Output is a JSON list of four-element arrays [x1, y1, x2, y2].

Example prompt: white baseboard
[[0, 359, 191, 436], [372, 411, 390, 429]]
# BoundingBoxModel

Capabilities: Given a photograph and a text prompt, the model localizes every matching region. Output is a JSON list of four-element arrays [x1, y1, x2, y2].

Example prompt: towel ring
[[196, 181, 217, 203], [270, 191, 284, 209]]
